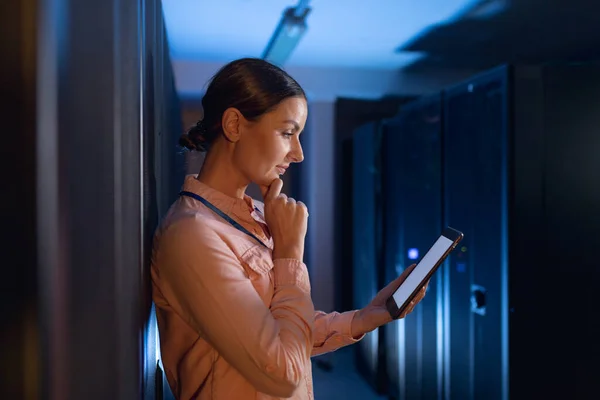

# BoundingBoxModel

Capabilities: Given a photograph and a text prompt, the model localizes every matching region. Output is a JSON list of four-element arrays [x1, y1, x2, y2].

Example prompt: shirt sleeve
[[154, 218, 315, 398], [311, 310, 365, 356]]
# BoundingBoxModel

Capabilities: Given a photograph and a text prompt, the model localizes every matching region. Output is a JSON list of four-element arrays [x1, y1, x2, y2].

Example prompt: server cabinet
[[443, 67, 508, 400], [380, 95, 444, 400], [352, 121, 385, 392], [443, 64, 600, 400]]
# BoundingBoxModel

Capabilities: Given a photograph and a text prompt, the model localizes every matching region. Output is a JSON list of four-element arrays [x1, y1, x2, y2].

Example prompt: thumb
[[373, 264, 417, 306], [386, 264, 417, 295], [397, 263, 417, 284]]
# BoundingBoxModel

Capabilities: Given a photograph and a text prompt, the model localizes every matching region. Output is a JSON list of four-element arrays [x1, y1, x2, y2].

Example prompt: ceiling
[[162, 0, 600, 99], [161, 0, 491, 70]]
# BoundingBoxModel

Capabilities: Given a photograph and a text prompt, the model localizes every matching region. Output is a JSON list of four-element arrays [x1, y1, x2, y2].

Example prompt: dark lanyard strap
[[180, 191, 268, 249]]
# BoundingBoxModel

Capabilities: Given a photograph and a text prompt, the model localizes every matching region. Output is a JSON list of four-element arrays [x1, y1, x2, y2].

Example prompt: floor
[[312, 346, 386, 400]]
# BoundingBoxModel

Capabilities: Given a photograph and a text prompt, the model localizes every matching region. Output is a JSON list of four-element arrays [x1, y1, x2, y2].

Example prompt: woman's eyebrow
[[283, 120, 300, 131]]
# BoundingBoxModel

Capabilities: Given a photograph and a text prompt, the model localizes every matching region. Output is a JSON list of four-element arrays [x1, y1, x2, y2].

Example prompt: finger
[[407, 298, 418, 313], [378, 264, 418, 301], [259, 179, 277, 199], [410, 284, 428, 302], [421, 279, 431, 295], [406, 303, 417, 316], [297, 201, 309, 216], [380, 264, 417, 298], [263, 179, 283, 202], [399, 301, 416, 319], [287, 197, 296, 204], [259, 185, 269, 199], [395, 264, 417, 284]]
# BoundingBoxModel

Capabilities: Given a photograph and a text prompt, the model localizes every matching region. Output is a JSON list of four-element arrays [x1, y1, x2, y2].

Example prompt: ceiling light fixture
[[261, 0, 311, 67]]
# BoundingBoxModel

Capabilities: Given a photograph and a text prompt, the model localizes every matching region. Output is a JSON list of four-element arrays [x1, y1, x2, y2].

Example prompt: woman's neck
[[196, 148, 249, 199]]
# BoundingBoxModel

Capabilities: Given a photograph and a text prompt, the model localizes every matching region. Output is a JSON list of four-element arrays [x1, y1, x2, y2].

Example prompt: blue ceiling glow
[[161, 0, 502, 70]]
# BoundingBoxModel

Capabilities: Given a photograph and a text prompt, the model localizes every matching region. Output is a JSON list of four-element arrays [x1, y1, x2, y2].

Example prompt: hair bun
[[179, 120, 208, 152]]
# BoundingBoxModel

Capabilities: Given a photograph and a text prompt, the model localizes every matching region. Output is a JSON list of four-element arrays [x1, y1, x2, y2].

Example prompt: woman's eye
[[282, 132, 294, 137]]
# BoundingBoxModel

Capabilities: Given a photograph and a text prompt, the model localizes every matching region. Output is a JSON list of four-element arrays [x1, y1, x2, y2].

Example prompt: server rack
[[442, 64, 600, 400], [380, 94, 444, 400], [352, 121, 386, 392], [442, 66, 509, 400]]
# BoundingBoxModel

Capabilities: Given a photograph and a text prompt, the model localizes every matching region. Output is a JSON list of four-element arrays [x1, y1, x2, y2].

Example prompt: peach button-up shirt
[[151, 176, 363, 399]]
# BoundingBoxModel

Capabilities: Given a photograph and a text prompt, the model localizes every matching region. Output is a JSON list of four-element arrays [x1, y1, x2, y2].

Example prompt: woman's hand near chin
[[259, 178, 308, 261]]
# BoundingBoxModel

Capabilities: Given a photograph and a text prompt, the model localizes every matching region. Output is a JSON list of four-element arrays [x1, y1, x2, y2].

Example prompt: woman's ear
[[221, 107, 244, 143]]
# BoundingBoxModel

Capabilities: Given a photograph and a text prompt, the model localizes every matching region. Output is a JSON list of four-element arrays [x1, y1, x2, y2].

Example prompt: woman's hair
[[179, 58, 306, 152]]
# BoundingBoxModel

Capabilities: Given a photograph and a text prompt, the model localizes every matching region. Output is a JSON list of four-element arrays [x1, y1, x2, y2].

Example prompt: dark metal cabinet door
[[352, 122, 383, 391], [443, 67, 509, 400], [381, 95, 443, 400]]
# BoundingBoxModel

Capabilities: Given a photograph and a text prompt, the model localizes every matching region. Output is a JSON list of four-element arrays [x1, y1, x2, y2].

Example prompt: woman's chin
[[267, 170, 283, 180], [254, 173, 279, 187]]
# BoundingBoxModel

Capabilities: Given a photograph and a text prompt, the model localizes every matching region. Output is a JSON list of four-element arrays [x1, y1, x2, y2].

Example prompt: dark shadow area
[[399, 0, 600, 72]]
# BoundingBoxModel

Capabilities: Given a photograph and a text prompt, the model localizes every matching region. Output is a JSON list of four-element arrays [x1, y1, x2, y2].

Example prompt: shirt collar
[[181, 175, 257, 218]]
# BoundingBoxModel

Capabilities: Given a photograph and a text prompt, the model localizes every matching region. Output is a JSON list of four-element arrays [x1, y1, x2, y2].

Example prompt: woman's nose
[[289, 142, 304, 163]]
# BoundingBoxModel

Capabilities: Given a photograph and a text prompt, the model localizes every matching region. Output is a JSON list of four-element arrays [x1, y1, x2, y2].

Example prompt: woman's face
[[233, 96, 308, 187]]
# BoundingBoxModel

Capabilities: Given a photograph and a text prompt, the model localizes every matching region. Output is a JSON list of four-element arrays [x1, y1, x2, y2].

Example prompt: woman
[[151, 58, 427, 399]]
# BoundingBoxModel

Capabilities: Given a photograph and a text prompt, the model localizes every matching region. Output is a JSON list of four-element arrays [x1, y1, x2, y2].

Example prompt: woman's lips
[[276, 165, 289, 175]]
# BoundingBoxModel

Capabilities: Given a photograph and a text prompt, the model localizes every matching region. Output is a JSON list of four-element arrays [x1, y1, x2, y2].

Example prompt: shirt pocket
[[240, 245, 274, 306]]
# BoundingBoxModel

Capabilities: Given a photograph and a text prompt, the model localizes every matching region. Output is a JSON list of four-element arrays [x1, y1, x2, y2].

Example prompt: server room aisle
[[312, 347, 385, 400]]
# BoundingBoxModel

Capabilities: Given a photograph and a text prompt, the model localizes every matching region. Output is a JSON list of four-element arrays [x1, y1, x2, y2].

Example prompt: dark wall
[[1, 0, 181, 399]]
